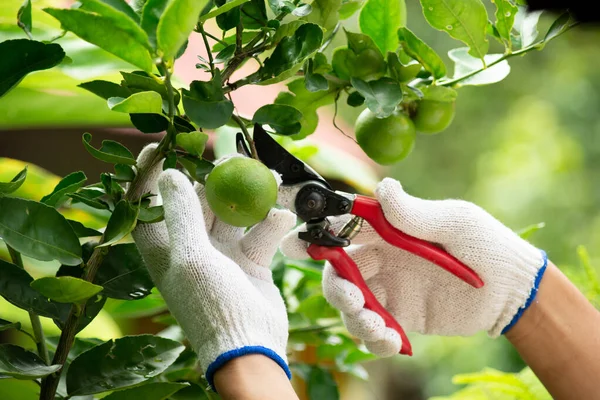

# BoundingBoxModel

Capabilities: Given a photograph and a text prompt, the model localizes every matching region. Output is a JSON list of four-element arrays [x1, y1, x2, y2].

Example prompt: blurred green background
[[1, 0, 599, 399]]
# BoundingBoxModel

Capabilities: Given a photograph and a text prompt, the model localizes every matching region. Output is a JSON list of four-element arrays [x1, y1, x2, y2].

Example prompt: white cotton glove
[[281, 178, 547, 357], [129, 145, 296, 388]]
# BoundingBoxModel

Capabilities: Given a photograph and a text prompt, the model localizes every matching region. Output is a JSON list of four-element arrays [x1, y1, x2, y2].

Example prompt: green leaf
[[44, 8, 153, 72], [97, 0, 140, 21], [0, 167, 27, 195], [0, 259, 70, 320], [493, 0, 518, 45], [30, 277, 103, 304], [312, 52, 331, 73], [513, 5, 542, 48], [174, 116, 196, 133], [78, 0, 149, 46], [275, 78, 338, 139], [421, 85, 457, 102], [212, 31, 258, 52], [163, 152, 177, 170], [157, 0, 210, 60], [307, 366, 340, 399], [140, 0, 169, 49], [0, 197, 82, 265], [0, 345, 61, 380], [273, 20, 306, 45], [182, 72, 233, 129], [108, 92, 162, 114], [305, 0, 341, 31], [138, 206, 165, 223], [304, 59, 329, 92], [67, 220, 102, 238], [261, 23, 323, 80], [99, 200, 140, 248], [130, 113, 169, 133], [17, 0, 32, 36], [82, 132, 136, 165], [359, 0, 406, 54], [253, 105, 303, 136], [177, 156, 214, 184], [0, 319, 21, 332], [176, 131, 209, 157], [41, 171, 87, 208], [214, 44, 236, 64], [113, 164, 136, 182], [199, 0, 251, 22], [66, 335, 185, 396], [78, 80, 132, 100], [542, 12, 571, 44], [351, 77, 402, 118], [68, 193, 110, 210], [347, 91, 365, 107], [447, 47, 510, 85], [420, 0, 489, 61], [339, 0, 363, 19], [397, 27, 446, 79], [517, 222, 545, 240], [0, 40, 65, 98], [120, 71, 180, 104], [331, 31, 386, 81], [103, 382, 189, 400], [387, 52, 421, 83]]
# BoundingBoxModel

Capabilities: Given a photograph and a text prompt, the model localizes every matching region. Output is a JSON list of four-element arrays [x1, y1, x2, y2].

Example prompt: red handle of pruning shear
[[307, 195, 484, 356]]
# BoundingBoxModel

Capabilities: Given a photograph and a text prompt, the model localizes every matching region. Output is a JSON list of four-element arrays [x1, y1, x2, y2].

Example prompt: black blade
[[236, 132, 252, 157], [253, 123, 330, 188]]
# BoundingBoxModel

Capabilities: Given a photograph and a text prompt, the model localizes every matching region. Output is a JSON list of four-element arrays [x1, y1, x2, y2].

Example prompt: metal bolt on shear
[[237, 124, 485, 356]]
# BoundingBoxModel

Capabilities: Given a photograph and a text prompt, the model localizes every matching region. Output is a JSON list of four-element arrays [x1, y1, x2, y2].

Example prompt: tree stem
[[232, 114, 258, 160], [6, 245, 49, 365], [198, 24, 215, 76]]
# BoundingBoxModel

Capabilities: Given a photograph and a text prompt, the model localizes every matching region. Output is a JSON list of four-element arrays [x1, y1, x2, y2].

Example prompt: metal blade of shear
[[252, 123, 331, 188], [236, 132, 252, 157]]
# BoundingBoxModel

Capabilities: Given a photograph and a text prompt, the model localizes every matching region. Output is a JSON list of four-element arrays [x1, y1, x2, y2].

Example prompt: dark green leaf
[[157, 0, 210, 60], [0, 197, 82, 265], [138, 206, 165, 223], [41, 171, 87, 208], [213, 44, 236, 64], [261, 23, 323, 80], [397, 27, 446, 79], [304, 59, 329, 92], [114, 164, 136, 182], [0, 319, 21, 332], [351, 77, 402, 117], [513, 5, 543, 49], [253, 104, 303, 136], [212, 0, 242, 31], [0, 345, 61, 380], [420, 0, 488, 60], [130, 113, 169, 133], [0, 40, 65, 98], [447, 47, 510, 85], [44, 8, 153, 71], [305, 0, 341, 31], [103, 382, 189, 400], [68, 193, 110, 210], [493, 0, 518, 45], [177, 156, 214, 183], [78, 80, 132, 100], [82, 132, 136, 165], [17, 0, 32, 36], [46, 336, 104, 364], [211, 31, 258, 52], [99, 200, 139, 248], [66, 335, 185, 396], [67, 220, 102, 238], [239, 0, 268, 29], [312, 52, 331, 73], [359, 0, 405, 54], [170, 383, 211, 400], [182, 72, 233, 129], [273, 20, 306, 45], [30, 277, 103, 304], [0, 167, 27, 195], [275, 78, 337, 139], [307, 366, 339, 400], [199, 0, 251, 22], [120, 71, 180, 104], [176, 131, 209, 156], [387, 52, 421, 83], [174, 116, 196, 133], [141, 0, 169, 49], [346, 91, 365, 107], [108, 91, 162, 114], [0, 259, 70, 320], [163, 151, 177, 170], [74, 295, 107, 332], [108, 290, 166, 318]]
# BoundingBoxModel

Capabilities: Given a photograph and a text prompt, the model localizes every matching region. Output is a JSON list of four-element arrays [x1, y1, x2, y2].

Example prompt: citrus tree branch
[[232, 114, 258, 160]]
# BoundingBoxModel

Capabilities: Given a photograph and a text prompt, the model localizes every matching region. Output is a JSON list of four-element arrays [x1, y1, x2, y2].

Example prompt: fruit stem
[[232, 114, 258, 160]]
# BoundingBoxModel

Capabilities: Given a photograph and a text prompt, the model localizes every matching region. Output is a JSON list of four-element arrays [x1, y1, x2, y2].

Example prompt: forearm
[[505, 262, 600, 399], [214, 354, 299, 400]]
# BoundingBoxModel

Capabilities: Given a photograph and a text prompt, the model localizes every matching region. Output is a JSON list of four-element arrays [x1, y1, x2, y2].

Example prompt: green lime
[[205, 157, 277, 227], [354, 109, 416, 165], [413, 100, 456, 134]]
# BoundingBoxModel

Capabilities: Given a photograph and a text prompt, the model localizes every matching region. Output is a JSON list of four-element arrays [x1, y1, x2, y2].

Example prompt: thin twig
[[332, 92, 357, 144], [203, 30, 228, 46], [198, 24, 215, 76], [232, 114, 258, 160]]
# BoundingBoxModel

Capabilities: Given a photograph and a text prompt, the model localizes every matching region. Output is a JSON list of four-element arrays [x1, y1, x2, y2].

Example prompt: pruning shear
[[237, 124, 484, 356]]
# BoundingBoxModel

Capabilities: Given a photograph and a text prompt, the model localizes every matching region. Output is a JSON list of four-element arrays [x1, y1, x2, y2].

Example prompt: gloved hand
[[281, 178, 547, 356], [130, 145, 296, 389]]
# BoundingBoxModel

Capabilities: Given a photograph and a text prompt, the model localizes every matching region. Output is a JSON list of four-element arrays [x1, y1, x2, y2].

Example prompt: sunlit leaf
[[0, 167, 27, 195], [513, 5, 543, 49], [359, 0, 406, 54], [82, 133, 136, 165], [493, 0, 518, 45], [397, 27, 446, 79], [157, 0, 210, 60], [108, 91, 163, 114], [30, 277, 103, 304], [176, 131, 209, 157], [447, 47, 510, 86]]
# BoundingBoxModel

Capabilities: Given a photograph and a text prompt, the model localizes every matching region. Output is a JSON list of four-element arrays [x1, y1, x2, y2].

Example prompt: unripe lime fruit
[[412, 100, 456, 134], [205, 157, 277, 227], [354, 109, 416, 165]]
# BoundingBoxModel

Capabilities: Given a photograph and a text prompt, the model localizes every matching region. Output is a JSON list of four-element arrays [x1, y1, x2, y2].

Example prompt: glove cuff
[[205, 346, 292, 392], [488, 249, 548, 337]]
